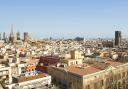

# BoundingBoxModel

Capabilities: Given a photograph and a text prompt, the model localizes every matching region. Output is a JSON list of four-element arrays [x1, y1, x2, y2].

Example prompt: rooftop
[[53, 60, 124, 77], [17, 73, 49, 83], [20, 58, 39, 65], [65, 64, 101, 76], [106, 60, 123, 67], [0, 64, 6, 68]]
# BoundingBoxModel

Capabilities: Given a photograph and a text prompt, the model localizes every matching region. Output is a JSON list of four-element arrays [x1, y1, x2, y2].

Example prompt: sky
[[0, 0, 128, 38]]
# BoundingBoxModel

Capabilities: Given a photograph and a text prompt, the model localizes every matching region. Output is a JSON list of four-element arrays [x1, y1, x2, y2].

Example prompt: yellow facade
[[48, 62, 128, 89], [61, 59, 83, 66], [70, 50, 84, 59]]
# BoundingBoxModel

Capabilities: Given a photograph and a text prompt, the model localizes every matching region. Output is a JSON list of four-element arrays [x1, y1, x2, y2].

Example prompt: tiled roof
[[106, 60, 123, 67], [66, 65, 101, 76], [17, 73, 47, 83], [20, 59, 39, 65], [91, 62, 110, 70], [55, 61, 121, 76]]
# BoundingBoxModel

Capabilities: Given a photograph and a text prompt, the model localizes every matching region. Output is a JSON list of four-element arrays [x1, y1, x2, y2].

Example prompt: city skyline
[[0, 0, 128, 38]]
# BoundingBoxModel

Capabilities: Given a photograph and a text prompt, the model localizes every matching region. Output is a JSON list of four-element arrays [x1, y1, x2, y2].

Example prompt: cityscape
[[0, 28, 128, 89], [1, 0, 128, 89]]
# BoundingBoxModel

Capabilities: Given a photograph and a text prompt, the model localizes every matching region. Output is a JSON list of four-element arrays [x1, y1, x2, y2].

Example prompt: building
[[102, 40, 113, 48], [3, 32, 6, 42], [24, 32, 28, 42], [17, 31, 20, 40], [0, 64, 12, 85], [60, 50, 84, 66], [0, 33, 1, 40], [36, 55, 60, 72], [60, 58, 83, 66], [17, 58, 39, 76], [5, 73, 51, 89], [48, 59, 128, 89], [9, 25, 15, 43], [70, 50, 84, 59], [115, 31, 121, 47]]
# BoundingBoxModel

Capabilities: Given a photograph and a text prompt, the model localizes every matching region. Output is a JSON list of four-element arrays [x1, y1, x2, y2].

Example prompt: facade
[[0, 64, 12, 84], [70, 50, 84, 59], [36, 55, 60, 72], [60, 59, 83, 66], [102, 40, 113, 48], [48, 60, 128, 89], [18, 58, 39, 76]]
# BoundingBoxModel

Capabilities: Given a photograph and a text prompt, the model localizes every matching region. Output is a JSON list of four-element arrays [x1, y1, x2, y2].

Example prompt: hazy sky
[[0, 0, 128, 38]]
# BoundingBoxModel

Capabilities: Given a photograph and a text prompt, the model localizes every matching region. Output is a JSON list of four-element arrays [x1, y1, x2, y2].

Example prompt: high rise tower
[[24, 32, 28, 42], [9, 24, 14, 43], [0, 33, 1, 40], [3, 32, 6, 42], [115, 31, 121, 47], [17, 31, 20, 40]]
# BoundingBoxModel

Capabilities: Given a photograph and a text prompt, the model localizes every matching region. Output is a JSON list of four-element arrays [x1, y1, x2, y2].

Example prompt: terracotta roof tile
[[106, 61, 123, 67], [17, 73, 46, 83], [66, 65, 101, 76]]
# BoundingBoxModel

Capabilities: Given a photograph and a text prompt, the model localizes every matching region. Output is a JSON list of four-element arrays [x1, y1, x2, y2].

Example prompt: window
[[122, 72, 125, 78], [118, 82, 121, 88], [123, 79, 125, 85], [86, 85, 90, 89], [0, 72, 2, 75], [3, 71, 7, 75], [70, 62, 73, 65], [106, 78, 109, 84], [22, 71, 25, 73], [110, 76, 113, 83], [117, 73, 121, 80], [114, 75, 117, 81], [94, 82, 98, 89], [101, 80, 104, 86]]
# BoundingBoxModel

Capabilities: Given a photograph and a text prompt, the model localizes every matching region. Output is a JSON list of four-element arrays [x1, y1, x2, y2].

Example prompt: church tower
[[9, 24, 14, 43], [17, 31, 20, 40]]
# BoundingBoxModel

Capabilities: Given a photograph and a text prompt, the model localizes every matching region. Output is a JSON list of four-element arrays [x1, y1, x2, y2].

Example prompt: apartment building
[[0, 64, 12, 85], [5, 73, 51, 89]]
